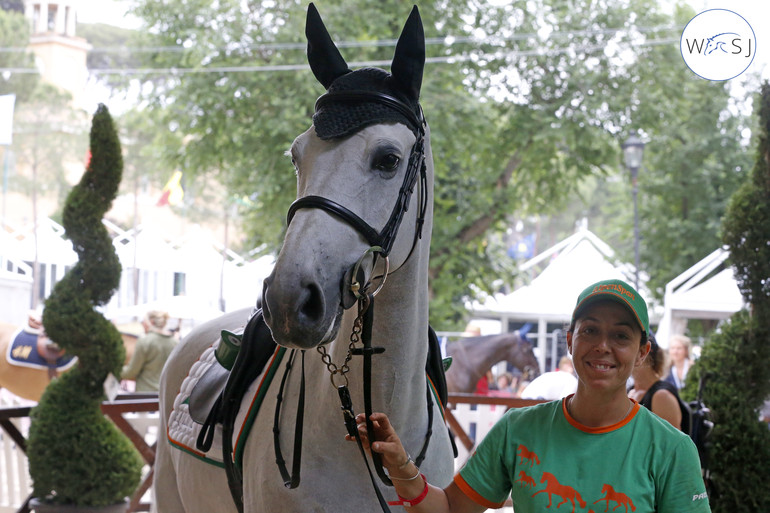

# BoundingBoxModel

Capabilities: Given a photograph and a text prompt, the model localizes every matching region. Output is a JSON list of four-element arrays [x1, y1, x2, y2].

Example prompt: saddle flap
[[188, 361, 230, 424]]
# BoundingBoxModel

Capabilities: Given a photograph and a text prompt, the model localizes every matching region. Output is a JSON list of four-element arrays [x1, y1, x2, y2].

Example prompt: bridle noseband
[[286, 90, 428, 259]]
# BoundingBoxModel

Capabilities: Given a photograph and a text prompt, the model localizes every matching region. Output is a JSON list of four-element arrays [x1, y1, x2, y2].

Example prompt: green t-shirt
[[456, 398, 710, 513]]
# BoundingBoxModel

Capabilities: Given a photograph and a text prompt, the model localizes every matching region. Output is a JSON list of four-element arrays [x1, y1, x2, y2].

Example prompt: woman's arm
[[651, 390, 682, 430], [349, 412, 485, 513]]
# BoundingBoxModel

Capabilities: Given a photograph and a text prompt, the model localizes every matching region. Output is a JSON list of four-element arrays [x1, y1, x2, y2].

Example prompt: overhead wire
[[0, 24, 683, 76]]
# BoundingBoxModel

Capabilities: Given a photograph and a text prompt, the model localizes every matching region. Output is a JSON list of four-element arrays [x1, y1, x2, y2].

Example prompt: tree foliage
[[722, 83, 770, 307], [0, 8, 39, 102], [118, 0, 752, 327], [684, 82, 770, 512]]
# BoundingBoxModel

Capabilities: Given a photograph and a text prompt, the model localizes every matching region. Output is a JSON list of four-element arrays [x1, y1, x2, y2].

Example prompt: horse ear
[[306, 3, 351, 89], [391, 5, 425, 101]]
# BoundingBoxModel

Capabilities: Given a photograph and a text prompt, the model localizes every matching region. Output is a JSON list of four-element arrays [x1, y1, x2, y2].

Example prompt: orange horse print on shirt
[[516, 470, 537, 489], [532, 472, 587, 513], [593, 484, 636, 512], [517, 444, 540, 467]]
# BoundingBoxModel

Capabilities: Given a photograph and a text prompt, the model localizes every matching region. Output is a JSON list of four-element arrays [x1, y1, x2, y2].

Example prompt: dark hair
[[645, 332, 666, 375]]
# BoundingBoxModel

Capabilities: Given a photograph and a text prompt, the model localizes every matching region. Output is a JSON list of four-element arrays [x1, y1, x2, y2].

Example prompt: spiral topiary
[[27, 104, 143, 507]]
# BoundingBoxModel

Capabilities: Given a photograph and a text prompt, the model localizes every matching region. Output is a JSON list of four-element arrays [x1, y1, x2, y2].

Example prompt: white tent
[[655, 248, 745, 346], [468, 229, 649, 371]]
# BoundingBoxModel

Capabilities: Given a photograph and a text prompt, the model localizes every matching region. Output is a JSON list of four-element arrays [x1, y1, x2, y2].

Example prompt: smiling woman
[[356, 278, 712, 513], [566, 281, 650, 427]]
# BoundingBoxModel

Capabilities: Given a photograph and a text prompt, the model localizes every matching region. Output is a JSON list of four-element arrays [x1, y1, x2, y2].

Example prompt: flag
[[0, 94, 16, 145], [157, 171, 184, 206]]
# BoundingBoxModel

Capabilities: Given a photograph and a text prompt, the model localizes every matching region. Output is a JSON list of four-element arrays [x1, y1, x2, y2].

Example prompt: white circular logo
[[680, 9, 755, 81]]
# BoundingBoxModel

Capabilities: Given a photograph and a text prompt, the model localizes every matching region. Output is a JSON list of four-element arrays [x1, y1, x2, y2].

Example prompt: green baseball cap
[[571, 279, 649, 335]]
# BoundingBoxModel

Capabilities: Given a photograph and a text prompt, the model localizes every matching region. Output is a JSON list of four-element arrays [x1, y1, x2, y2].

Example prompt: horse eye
[[374, 153, 400, 172]]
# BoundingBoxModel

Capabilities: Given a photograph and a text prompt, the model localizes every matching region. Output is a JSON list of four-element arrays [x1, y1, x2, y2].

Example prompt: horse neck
[[328, 181, 433, 427], [462, 334, 516, 379]]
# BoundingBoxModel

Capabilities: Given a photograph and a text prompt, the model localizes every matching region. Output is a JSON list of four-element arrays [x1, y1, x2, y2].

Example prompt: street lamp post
[[622, 130, 645, 290]]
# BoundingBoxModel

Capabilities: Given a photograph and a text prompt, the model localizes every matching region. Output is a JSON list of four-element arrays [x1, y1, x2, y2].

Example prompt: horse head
[[262, 4, 431, 350], [705, 32, 738, 55], [509, 331, 540, 381]]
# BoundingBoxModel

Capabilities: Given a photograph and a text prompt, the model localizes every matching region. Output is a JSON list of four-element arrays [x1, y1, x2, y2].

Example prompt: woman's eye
[[375, 153, 400, 172]]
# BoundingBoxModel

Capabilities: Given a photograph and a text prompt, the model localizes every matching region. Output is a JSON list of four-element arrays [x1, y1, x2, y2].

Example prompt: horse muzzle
[[261, 269, 344, 350]]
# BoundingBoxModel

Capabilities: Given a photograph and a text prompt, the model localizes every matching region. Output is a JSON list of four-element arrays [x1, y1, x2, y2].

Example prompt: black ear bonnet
[[312, 68, 422, 140], [306, 3, 425, 141]]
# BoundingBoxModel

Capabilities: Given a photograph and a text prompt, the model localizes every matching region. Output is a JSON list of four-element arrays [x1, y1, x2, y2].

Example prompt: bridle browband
[[286, 90, 428, 258]]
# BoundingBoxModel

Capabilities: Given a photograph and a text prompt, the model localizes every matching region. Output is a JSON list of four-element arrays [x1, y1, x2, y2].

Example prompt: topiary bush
[[27, 104, 143, 507], [685, 81, 770, 512]]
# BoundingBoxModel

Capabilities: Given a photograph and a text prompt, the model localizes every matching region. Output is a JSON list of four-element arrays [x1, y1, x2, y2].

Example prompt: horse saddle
[[186, 310, 278, 455], [188, 330, 243, 424]]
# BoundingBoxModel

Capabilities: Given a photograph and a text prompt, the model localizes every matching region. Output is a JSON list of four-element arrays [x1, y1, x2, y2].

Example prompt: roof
[[469, 230, 646, 323], [655, 247, 745, 345]]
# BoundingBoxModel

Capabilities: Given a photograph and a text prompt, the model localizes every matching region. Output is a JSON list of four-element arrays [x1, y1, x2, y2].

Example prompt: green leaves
[[117, 0, 753, 327]]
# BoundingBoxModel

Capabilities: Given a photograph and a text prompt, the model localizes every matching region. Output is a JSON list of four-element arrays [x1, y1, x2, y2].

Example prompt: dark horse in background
[[445, 331, 540, 394]]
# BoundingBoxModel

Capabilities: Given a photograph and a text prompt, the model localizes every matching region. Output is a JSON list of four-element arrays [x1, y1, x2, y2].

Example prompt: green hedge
[[685, 81, 770, 512]]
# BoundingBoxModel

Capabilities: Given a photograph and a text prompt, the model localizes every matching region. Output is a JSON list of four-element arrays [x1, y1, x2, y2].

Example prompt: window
[[47, 5, 57, 32]]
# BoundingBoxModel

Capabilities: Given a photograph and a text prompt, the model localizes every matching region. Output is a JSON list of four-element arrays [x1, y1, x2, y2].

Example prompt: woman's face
[[668, 340, 687, 363], [568, 301, 649, 395]]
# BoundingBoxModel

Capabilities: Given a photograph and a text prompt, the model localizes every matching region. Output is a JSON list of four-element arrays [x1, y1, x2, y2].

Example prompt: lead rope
[[352, 293, 391, 486], [318, 293, 392, 512]]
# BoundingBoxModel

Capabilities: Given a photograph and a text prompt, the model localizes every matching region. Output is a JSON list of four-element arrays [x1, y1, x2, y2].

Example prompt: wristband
[[388, 464, 421, 481], [387, 474, 428, 508]]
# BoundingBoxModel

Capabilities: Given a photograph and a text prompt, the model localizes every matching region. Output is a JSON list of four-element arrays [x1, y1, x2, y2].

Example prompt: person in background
[[492, 372, 516, 396], [519, 355, 577, 400], [628, 333, 685, 431], [664, 334, 693, 390], [121, 310, 176, 392], [350, 279, 710, 512]]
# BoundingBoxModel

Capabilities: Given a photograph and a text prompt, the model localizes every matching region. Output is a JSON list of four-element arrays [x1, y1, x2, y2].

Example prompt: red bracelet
[[388, 474, 429, 508]]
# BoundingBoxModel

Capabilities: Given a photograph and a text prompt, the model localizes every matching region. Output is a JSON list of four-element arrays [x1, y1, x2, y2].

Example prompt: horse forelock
[[313, 67, 422, 140]]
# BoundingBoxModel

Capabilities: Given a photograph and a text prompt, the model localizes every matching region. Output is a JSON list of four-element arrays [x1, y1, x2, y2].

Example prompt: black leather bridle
[[286, 90, 428, 258]]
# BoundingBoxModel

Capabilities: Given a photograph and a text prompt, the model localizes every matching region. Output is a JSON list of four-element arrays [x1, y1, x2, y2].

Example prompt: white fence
[[0, 392, 32, 513]]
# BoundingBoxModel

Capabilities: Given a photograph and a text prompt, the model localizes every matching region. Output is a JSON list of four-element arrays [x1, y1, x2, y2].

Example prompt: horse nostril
[[298, 281, 324, 324]]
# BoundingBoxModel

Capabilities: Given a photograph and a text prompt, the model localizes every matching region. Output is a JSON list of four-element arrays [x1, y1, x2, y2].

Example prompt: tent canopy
[[655, 247, 744, 346], [470, 229, 645, 323]]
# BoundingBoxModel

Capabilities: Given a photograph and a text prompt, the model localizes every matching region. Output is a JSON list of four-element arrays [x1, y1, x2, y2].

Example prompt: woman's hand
[[345, 412, 411, 473]]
